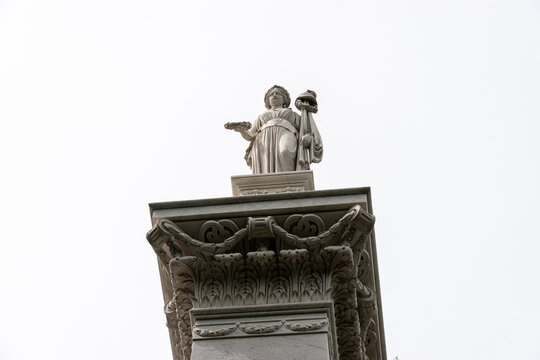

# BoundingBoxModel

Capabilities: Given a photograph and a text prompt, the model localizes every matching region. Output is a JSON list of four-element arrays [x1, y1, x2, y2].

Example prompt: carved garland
[[284, 319, 328, 332], [192, 319, 330, 338], [240, 321, 284, 334], [194, 323, 239, 337]]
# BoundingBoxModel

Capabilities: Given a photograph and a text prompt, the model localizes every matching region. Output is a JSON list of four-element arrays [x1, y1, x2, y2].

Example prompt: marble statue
[[225, 85, 323, 174]]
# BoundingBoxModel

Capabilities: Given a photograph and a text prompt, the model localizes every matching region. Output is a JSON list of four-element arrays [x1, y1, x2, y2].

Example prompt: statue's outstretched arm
[[239, 129, 253, 141]]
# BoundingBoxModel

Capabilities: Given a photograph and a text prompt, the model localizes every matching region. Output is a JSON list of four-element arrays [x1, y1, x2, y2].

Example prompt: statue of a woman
[[225, 85, 323, 174]]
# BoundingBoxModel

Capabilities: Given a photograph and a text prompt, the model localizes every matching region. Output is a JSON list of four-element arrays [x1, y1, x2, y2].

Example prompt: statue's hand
[[301, 134, 313, 147], [224, 122, 251, 132], [295, 100, 318, 113]]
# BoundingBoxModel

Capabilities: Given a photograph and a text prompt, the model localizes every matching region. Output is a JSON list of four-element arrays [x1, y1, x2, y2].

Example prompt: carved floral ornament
[[146, 205, 379, 360]]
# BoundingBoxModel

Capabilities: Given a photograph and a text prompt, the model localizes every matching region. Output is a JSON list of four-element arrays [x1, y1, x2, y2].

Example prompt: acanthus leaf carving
[[278, 249, 316, 302], [246, 251, 278, 305]]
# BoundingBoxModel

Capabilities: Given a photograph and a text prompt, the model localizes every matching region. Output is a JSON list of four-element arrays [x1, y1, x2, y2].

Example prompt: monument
[[146, 85, 386, 359]]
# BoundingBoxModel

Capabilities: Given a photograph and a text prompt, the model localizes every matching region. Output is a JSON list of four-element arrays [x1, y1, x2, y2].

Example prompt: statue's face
[[268, 89, 284, 108]]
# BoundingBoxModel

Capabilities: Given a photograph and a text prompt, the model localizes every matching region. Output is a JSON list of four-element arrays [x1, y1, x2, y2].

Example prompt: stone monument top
[[145, 85, 386, 360]]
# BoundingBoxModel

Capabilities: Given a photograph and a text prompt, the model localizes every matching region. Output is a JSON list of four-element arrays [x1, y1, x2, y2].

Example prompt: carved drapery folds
[[147, 205, 379, 360]]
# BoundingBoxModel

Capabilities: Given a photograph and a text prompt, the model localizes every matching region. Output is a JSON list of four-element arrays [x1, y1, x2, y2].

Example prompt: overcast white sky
[[1, 0, 539, 359]]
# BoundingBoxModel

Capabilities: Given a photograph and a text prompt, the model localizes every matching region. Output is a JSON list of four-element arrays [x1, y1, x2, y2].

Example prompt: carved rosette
[[147, 204, 378, 360]]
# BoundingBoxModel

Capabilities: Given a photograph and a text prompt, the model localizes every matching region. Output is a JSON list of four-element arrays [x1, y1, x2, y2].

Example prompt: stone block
[[190, 302, 338, 360], [231, 170, 314, 196]]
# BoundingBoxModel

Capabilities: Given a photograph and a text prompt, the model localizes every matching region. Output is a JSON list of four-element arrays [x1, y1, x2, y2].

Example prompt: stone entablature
[[147, 188, 386, 360]]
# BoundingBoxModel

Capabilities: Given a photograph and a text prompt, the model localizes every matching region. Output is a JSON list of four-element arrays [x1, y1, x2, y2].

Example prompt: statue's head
[[264, 85, 291, 109]]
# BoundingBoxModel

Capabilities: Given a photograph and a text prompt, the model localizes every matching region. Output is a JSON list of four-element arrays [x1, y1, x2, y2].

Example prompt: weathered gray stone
[[149, 188, 369, 221], [190, 302, 338, 360], [146, 188, 387, 360], [231, 170, 314, 196]]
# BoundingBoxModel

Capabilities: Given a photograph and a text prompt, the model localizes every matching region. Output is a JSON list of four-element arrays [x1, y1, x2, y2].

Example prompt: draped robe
[[245, 107, 323, 174]]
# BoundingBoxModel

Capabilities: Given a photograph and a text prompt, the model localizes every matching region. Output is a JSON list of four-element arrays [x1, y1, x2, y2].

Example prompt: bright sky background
[[1, 1, 539, 359]]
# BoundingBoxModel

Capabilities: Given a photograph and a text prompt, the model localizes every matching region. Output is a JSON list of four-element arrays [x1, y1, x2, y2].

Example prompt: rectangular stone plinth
[[231, 170, 314, 196], [190, 302, 338, 360]]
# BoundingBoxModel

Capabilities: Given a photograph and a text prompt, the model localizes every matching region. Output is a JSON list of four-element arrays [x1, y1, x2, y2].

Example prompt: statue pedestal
[[231, 170, 314, 196], [147, 187, 386, 360]]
